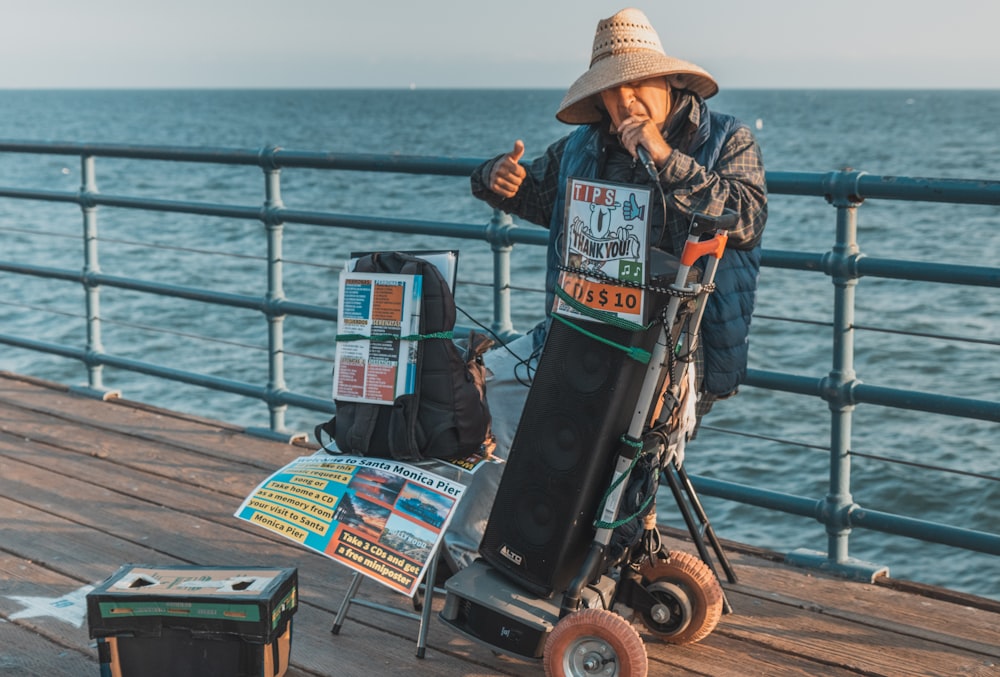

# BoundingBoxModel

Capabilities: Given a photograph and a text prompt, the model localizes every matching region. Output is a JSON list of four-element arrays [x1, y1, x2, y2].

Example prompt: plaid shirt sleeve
[[470, 136, 569, 229], [659, 126, 768, 249]]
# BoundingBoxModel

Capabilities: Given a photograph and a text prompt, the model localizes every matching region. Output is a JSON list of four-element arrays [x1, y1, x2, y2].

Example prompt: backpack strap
[[313, 418, 337, 450], [313, 405, 381, 455]]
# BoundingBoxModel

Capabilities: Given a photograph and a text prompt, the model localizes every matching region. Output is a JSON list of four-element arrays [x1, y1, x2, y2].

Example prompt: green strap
[[335, 330, 454, 343], [594, 435, 654, 530], [550, 313, 651, 364]]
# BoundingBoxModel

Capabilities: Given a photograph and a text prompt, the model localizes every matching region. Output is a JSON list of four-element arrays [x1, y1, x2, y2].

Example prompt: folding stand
[[662, 459, 739, 613], [330, 545, 444, 659]]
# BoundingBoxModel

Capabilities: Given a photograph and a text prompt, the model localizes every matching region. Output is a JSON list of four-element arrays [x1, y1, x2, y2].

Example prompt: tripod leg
[[674, 463, 739, 585], [663, 463, 735, 614], [331, 572, 363, 635]]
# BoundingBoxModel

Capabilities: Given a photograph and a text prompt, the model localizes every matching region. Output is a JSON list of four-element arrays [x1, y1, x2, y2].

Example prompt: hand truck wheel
[[543, 608, 647, 677]]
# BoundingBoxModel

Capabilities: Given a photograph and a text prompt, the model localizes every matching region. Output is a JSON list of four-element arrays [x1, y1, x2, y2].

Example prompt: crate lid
[[87, 564, 297, 642]]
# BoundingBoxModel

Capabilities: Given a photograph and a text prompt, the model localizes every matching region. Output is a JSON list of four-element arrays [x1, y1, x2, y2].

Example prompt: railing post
[[486, 208, 517, 339], [72, 154, 120, 401], [787, 169, 888, 581], [246, 147, 304, 442]]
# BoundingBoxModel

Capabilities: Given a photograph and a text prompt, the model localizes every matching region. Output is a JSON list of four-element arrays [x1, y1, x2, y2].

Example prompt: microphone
[[636, 144, 658, 180]]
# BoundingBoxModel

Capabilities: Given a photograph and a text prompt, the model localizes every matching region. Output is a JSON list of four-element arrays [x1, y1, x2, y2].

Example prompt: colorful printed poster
[[554, 177, 651, 324], [235, 455, 465, 597], [333, 272, 422, 404]]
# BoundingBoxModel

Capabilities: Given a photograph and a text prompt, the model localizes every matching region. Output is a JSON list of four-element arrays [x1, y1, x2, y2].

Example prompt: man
[[445, 7, 767, 569]]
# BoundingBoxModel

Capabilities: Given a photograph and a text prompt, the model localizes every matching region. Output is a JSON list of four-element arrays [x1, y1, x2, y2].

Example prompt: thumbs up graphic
[[622, 193, 645, 221]]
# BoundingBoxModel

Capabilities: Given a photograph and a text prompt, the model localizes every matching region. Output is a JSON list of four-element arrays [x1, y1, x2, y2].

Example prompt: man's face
[[599, 77, 671, 130]]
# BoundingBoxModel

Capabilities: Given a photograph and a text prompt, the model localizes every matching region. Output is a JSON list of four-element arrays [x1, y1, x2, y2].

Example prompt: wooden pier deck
[[0, 371, 997, 676]]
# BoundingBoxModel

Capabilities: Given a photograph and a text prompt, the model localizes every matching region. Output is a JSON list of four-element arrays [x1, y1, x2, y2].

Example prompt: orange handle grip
[[680, 231, 728, 266]]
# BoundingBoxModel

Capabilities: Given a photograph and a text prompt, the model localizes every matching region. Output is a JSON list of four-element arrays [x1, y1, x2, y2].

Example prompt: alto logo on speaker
[[499, 544, 523, 566]]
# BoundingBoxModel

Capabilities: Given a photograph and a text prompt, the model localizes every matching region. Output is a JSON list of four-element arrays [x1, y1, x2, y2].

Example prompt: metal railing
[[0, 140, 997, 584]]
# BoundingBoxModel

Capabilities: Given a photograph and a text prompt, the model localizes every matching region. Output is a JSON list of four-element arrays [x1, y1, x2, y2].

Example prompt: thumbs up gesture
[[488, 140, 527, 198], [622, 192, 645, 221]]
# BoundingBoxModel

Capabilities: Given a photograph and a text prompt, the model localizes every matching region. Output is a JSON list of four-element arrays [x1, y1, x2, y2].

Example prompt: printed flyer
[[235, 455, 465, 597], [555, 177, 651, 324], [333, 271, 422, 405]]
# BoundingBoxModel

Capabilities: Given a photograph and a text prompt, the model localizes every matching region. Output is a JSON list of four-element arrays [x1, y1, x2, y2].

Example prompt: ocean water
[[0, 89, 996, 600]]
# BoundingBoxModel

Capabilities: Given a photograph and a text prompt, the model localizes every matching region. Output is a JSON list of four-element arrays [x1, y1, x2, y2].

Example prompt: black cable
[[455, 303, 537, 386]]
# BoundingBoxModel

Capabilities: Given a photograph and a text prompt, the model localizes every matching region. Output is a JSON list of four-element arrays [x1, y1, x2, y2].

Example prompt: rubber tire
[[637, 549, 723, 645], [543, 608, 647, 677]]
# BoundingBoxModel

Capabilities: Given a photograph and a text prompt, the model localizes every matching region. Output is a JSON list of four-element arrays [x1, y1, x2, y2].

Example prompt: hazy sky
[[3, 0, 998, 89]]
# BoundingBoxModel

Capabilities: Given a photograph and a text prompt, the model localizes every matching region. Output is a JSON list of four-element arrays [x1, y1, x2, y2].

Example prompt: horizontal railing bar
[[745, 368, 1000, 421], [0, 140, 485, 175], [0, 187, 264, 221], [271, 150, 484, 175], [760, 249, 825, 271], [0, 260, 81, 282], [95, 352, 268, 400], [0, 140, 264, 165], [0, 187, 80, 204], [273, 299, 339, 322], [853, 383, 1000, 422], [744, 369, 823, 396], [847, 505, 1000, 555], [92, 194, 261, 220], [687, 475, 819, 518], [767, 171, 1000, 206], [857, 257, 1000, 287], [760, 250, 999, 288], [688, 474, 1000, 554], [93, 275, 345, 324], [856, 174, 1000, 206], [276, 390, 336, 415], [0, 334, 85, 361]]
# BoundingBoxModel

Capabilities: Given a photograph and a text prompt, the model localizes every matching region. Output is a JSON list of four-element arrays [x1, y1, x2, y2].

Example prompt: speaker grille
[[480, 318, 659, 596]]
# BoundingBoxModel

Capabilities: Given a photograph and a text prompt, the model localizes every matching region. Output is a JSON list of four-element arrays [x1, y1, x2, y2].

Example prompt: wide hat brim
[[556, 51, 719, 125]]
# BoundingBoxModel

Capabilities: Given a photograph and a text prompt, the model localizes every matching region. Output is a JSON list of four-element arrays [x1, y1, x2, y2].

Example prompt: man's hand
[[488, 140, 526, 198], [617, 116, 672, 169]]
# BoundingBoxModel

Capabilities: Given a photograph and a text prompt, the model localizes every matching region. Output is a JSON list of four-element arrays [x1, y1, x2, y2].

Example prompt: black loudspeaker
[[479, 317, 659, 597]]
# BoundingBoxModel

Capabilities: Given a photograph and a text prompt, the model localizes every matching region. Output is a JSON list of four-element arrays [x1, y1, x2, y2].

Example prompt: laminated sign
[[555, 177, 651, 324], [236, 455, 465, 597], [333, 272, 422, 405]]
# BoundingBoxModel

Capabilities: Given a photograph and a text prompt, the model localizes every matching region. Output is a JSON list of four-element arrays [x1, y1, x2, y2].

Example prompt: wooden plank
[[0, 553, 95, 668], [0, 614, 97, 676], [717, 550, 1000, 652], [715, 586, 996, 675]]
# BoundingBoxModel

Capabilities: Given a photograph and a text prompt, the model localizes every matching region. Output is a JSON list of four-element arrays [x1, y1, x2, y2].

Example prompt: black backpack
[[315, 252, 494, 460]]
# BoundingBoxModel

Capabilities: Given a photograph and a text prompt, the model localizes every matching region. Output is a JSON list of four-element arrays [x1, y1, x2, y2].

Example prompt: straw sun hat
[[556, 8, 718, 124]]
